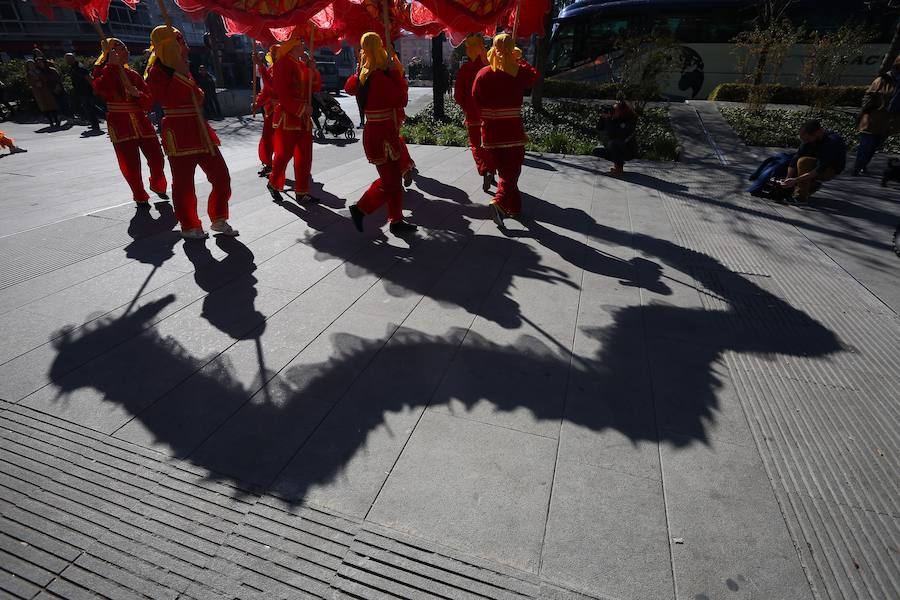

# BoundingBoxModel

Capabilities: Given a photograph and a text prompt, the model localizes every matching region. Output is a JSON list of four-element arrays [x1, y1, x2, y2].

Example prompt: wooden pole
[[308, 27, 316, 115], [155, 0, 172, 28], [381, 0, 393, 56], [511, 0, 521, 40], [251, 48, 257, 116]]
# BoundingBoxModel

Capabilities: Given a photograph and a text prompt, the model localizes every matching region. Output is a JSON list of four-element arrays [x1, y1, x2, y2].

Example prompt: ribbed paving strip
[[333, 524, 599, 600], [727, 363, 900, 600], [192, 501, 358, 599], [0, 403, 257, 600]]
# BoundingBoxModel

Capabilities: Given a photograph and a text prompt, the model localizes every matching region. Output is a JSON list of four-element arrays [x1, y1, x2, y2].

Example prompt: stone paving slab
[[0, 118, 898, 600]]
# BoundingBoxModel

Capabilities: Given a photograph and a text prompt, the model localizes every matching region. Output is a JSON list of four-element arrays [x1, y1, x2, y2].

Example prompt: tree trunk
[[752, 43, 770, 86], [432, 34, 445, 120], [878, 17, 900, 76], [530, 12, 555, 113]]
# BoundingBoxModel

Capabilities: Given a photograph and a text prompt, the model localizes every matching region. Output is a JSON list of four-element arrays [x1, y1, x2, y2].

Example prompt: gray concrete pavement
[[0, 111, 898, 600]]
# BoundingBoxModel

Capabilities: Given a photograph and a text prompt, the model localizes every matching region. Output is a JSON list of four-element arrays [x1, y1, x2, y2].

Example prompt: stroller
[[312, 92, 356, 140]]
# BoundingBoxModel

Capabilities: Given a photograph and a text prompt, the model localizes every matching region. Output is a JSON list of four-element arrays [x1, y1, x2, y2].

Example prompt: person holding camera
[[592, 95, 638, 176]]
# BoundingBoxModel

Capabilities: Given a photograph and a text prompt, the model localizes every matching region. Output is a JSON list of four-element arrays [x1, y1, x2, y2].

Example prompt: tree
[[432, 33, 447, 119], [801, 24, 871, 109], [531, 0, 576, 112], [733, 19, 802, 110], [865, 1, 900, 76]]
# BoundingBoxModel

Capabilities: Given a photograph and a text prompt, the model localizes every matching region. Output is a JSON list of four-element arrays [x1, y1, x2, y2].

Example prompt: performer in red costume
[[145, 25, 237, 239], [344, 32, 416, 235], [454, 34, 495, 192], [92, 37, 168, 207], [472, 33, 539, 226], [253, 49, 276, 178], [267, 35, 321, 203]]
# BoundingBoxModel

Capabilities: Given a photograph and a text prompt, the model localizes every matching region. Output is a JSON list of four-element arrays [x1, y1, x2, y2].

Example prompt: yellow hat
[[265, 44, 279, 66], [487, 33, 521, 77], [359, 31, 389, 85], [275, 37, 302, 62], [144, 25, 182, 78], [95, 37, 126, 66], [464, 35, 487, 63]]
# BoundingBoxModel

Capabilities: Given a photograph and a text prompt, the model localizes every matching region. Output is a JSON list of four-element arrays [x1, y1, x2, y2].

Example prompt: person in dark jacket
[[853, 57, 900, 176], [65, 53, 100, 132], [592, 95, 638, 175], [780, 120, 846, 203], [196, 65, 222, 119]]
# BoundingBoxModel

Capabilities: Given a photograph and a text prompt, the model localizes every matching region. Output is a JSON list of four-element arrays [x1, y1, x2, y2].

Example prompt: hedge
[[719, 105, 900, 153], [402, 99, 679, 160], [708, 83, 867, 107], [542, 79, 639, 100]]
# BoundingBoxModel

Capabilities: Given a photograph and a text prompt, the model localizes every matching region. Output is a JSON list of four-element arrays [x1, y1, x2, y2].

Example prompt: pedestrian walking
[[853, 57, 900, 176], [146, 25, 237, 239], [454, 34, 496, 192], [472, 33, 539, 226], [196, 65, 222, 119], [267, 36, 321, 202], [253, 48, 276, 178], [344, 32, 416, 235], [65, 53, 101, 132], [92, 38, 168, 207], [25, 59, 60, 127]]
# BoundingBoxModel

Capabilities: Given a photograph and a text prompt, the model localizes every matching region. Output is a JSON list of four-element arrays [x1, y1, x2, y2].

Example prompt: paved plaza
[[0, 107, 898, 600]]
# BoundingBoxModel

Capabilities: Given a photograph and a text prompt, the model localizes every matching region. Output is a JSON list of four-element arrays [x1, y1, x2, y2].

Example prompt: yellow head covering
[[465, 35, 487, 63], [144, 25, 182, 78], [487, 33, 521, 77], [95, 37, 128, 67], [275, 37, 302, 62], [264, 44, 279, 66], [358, 32, 389, 85]]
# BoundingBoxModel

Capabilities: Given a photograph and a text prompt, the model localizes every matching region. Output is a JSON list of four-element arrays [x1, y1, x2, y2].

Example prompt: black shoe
[[389, 220, 417, 235], [483, 172, 493, 193], [349, 204, 365, 232], [490, 203, 506, 228], [153, 190, 169, 200], [267, 183, 283, 203], [258, 164, 271, 178], [135, 201, 151, 210]]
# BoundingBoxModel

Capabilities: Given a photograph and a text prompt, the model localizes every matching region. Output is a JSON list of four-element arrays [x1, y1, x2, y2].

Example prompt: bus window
[[549, 21, 576, 71]]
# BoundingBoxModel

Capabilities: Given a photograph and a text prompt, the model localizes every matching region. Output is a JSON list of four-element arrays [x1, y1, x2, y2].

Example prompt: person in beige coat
[[25, 59, 60, 127], [853, 57, 900, 176]]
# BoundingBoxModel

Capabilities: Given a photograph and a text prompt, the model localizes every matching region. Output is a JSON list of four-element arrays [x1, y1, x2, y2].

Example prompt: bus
[[547, 0, 893, 100]]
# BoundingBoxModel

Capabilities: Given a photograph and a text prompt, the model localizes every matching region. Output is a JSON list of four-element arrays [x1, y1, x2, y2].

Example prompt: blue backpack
[[748, 152, 794, 199]]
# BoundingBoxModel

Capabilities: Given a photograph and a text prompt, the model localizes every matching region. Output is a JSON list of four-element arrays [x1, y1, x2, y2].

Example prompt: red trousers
[[488, 145, 525, 216], [399, 139, 415, 174], [168, 148, 231, 231], [113, 137, 167, 203], [357, 159, 403, 222], [258, 110, 274, 167], [466, 122, 495, 176], [270, 127, 312, 194]]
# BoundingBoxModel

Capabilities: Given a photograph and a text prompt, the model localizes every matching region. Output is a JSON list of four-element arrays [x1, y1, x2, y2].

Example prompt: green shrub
[[719, 105, 900, 153], [1, 55, 98, 114], [708, 83, 866, 107], [402, 100, 679, 161], [542, 79, 639, 100]]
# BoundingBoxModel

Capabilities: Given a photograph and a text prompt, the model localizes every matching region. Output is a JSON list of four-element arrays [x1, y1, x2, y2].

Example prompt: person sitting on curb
[[592, 93, 638, 176], [779, 120, 846, 204], [853, 56, 900, 176]]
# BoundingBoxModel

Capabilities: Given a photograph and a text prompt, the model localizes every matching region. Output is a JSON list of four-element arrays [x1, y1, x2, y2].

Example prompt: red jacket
[[453, 56, 487, 124], [92, 64, 156, 144], [345, 69, 408, 165], [147, 65, 220, 157], [472, 61, 539, 149], [272, 56, 321, 131], [255, 63, 276, 114]]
